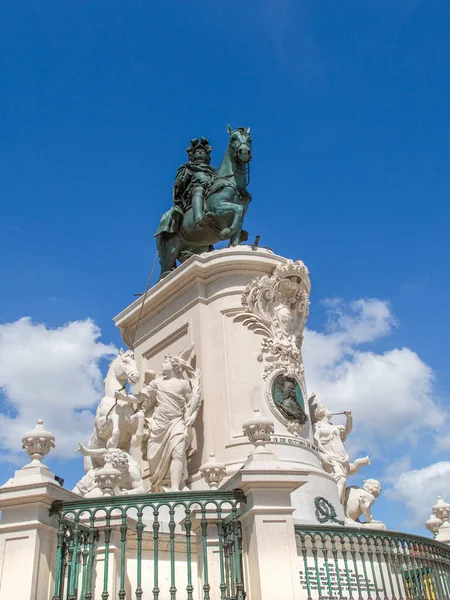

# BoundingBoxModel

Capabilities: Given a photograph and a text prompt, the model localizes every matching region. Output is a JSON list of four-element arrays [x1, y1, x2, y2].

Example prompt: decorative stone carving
[[243, 408, 274, 449], [199, 453, 226, 489], [309, 394, 370, 505], [426, 512, 443, 537], [433, 495, 450, 521], [344, 479, 386, 529], [84, 348, 144, 473], [72, 444, 146, 497], [123, 344, 202, 493], [266, 370, 308, 435], [234, 260, 310, 379], [430, 496, 450, 543], [22, 419, 55, 466], [95, 460, 122, 497]]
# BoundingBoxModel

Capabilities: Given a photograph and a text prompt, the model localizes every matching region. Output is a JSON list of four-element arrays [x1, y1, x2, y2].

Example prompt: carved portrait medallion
[[266, 371, 308, 435]]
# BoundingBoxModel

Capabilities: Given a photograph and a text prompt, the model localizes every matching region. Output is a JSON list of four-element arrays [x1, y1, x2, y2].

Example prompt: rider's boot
[[191, 188, 205, 229]]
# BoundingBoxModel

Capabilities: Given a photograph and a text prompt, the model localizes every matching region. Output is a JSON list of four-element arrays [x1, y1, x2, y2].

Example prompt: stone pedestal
[[0, 463, 79, 600], [224, 448, 307, 600], [114, 247, 342, 520]]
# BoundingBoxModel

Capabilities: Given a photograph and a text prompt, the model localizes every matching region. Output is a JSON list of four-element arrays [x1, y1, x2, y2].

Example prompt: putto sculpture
[[155, 125, 252, 280], [309, 393, 370, 505], [344, 479, 386, 529]]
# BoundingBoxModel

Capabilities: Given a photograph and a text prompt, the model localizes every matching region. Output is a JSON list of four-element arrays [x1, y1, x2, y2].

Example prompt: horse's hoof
[[218, 228, 231, 240]]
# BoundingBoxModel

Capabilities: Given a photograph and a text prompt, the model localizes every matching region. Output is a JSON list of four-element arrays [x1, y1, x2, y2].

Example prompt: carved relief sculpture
[[309, 393, 370, 505], [344, 479, 386, 529], [234, 260, 310, 431], [268, 373, 308, 435], [234, 260, 311, 378]]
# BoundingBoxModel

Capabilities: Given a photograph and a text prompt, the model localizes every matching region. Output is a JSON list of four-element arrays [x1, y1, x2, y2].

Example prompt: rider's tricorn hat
[[186, 137, 213, 161]]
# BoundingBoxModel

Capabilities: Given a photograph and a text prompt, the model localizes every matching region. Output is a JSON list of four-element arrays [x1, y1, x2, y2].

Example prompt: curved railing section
[[50, 489, 246, 600], [295, 524, 450, 600]]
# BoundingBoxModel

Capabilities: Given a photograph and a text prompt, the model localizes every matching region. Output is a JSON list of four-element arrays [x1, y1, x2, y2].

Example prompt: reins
[[106, 252, 158, 423]]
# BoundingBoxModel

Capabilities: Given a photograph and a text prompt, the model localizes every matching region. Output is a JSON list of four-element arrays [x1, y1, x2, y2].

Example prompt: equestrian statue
[[154, 125, 252, 279]]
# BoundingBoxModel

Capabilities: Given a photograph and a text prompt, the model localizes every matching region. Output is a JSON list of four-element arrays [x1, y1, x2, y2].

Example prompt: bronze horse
[[156, 125, 252, 279]]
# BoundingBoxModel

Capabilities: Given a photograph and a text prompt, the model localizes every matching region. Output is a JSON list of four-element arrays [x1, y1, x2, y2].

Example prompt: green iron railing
[[50, 489, 246, 600], [295, 524, 450, 600]]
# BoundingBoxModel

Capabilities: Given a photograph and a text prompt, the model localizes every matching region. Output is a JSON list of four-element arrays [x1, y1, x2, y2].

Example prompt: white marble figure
[[73, 443, 146, 497], [116, 344, 202, 493], [309, 394, 370, 505], [84, 349, 145, 472], [344, 479, 386, 529]]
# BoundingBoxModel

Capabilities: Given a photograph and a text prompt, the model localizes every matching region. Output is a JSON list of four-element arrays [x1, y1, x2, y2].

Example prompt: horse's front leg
[[106, 412, 120, 448], [213, 200, 244, 240], [229, 203, 248, 246], [156, 232, 182, 280], [130, 411, 145, 447]]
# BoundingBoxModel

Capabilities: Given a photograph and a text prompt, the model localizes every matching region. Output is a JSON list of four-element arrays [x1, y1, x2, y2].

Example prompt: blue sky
[[1, 1, 449, 533]]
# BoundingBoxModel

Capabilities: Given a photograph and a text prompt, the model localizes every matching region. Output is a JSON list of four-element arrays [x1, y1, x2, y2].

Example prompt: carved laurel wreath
[[314, 496, 345, 526]]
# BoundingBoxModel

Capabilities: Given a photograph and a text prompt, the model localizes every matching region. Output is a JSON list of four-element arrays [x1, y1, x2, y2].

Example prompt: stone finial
[[433, 496, 450, 521], [426, 513, 443, 537], [199, 453, 226, 490], [22, 419, 55, 467], [243, 408, 274, 449], [95, 460, 121, 497]]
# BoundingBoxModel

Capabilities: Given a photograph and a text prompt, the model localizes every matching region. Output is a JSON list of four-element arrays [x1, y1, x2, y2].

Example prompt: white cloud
[[0, 317, 116, 459], [386, 462, 450, 528], [436, 434, 450, 451], [303, 298, 446, 451], [321, 297, 396, 344], [383, 455, 413, 486], [0, 294, 446, 524]]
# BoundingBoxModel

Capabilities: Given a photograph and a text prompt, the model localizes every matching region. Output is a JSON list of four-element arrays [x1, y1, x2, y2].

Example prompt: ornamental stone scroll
[[233, 260, 311, 379]]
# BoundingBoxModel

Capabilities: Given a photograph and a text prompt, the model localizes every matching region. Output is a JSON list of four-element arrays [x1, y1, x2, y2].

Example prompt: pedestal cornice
[[114, 246, 286, 347]]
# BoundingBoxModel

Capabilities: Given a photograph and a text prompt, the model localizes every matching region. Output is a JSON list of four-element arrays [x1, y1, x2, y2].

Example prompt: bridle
[[231, 141, 252, 186], [105, 355, 138, 421]]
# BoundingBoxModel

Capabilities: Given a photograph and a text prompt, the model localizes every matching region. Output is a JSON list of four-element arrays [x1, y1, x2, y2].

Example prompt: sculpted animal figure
[[155, 125, 252, 279], [84, 349, 144, 472]]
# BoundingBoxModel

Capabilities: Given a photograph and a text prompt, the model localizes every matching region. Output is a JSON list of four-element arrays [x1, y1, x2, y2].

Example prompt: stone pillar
[[0, 420, 79, 600], [428, 496, 450, 544], [222, 410, 309, 600]]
